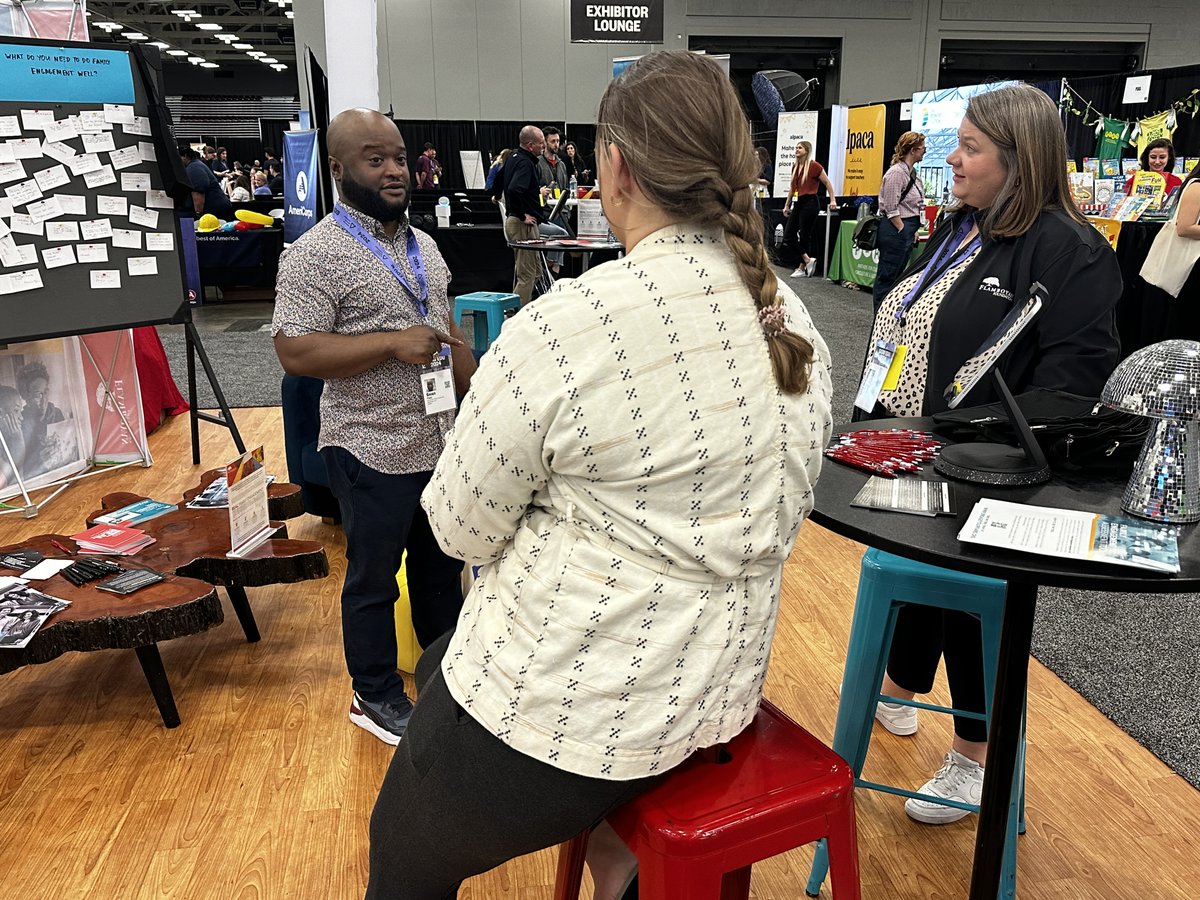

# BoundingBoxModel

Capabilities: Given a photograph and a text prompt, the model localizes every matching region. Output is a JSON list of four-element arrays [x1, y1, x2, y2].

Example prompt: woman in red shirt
[[781, 140, 839, 277], [1124, 138, 1183, 196]]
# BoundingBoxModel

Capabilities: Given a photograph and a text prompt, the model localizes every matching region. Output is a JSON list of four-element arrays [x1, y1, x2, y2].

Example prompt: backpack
[[852, 167, 919, 252]]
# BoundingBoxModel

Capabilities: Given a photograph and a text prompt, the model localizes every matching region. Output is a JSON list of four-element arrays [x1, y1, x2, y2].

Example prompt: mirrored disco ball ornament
[[1101, 339, 1200, 522]]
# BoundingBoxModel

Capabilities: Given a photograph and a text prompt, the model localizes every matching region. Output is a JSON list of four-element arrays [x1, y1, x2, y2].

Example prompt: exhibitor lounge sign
[[571, 1, 664, 43]]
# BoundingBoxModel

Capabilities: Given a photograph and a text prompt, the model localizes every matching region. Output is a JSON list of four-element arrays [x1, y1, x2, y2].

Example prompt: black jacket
[[502, 146, 545, 225], [895, 208, 1122, 414]]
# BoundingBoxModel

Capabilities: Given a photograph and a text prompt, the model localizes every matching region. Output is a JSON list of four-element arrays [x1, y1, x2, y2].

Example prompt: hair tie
[[758, 304, 787, 338]]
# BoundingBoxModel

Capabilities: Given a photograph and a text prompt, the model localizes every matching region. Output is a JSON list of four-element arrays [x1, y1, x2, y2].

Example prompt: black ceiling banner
[[570, 2, 664, 44]]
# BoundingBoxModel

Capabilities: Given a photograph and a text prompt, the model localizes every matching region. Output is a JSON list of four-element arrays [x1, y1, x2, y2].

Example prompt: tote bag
[[1140, 198, 1200, 298]]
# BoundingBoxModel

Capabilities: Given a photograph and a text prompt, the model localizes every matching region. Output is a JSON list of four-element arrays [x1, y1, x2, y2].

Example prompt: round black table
[[811, 419, 1200, 900]]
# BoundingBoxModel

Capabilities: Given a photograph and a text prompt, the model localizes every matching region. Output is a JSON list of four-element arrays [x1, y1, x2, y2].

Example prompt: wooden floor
[[0, 408, 1197, 899]]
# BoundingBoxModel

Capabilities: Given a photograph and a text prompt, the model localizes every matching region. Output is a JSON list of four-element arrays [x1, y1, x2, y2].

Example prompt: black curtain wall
[[259, 118, 292, 161], [1062, 64, 1200, 163]]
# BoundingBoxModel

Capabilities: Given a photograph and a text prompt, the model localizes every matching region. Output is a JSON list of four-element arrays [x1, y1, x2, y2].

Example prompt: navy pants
[[321, 446, 464, 703], [872, 215, 920, 310]]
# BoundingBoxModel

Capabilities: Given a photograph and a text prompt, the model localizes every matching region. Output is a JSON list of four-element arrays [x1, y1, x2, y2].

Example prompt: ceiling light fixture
[[215, 33, 236, 42], [270, 63, 288, 71], [188, 56, 204, 64], [173, 9, 199, 16], [195, 22, 222, 31], [247, 50, 265, 57], [95, 21, 121, 31], [285, 11, 294, 18], [260, 57, 278, 64], [150, 41, 171, 49], [121, 32, 148, 40], [233, 43, 253, 49], [167, 49, 189, 56], [200, 62, 219, 69]]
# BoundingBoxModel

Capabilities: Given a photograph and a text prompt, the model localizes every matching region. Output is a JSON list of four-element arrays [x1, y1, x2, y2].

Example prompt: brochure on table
[[225, 446, 273, 559], [959, 498, 1180, 573]]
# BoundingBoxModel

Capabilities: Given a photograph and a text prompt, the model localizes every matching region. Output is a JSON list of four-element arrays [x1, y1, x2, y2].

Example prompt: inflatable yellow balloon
[[235, 208, 276, 226]]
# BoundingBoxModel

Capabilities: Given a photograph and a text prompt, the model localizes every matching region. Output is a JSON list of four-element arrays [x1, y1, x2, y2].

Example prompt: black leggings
[[366, 632, 661, 899], [886, 605, 989, 743], [783, 194, 820, 263]]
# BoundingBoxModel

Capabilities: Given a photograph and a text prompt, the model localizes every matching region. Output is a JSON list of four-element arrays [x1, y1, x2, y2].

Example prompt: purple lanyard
[[894, 215, 982, 324], [333, 205, 429, 317]]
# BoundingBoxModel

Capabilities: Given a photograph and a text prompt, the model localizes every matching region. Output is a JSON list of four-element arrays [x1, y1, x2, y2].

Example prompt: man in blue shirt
[[179, 146, 233, 220]]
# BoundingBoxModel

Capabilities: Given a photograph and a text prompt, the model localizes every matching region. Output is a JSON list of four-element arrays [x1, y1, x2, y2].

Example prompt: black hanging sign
[[570, 1, 664, 44]]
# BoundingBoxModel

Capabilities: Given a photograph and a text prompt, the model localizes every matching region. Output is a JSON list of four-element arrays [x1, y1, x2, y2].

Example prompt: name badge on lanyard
[[332, 204, 430, 316], [419, 351, 456, 415]]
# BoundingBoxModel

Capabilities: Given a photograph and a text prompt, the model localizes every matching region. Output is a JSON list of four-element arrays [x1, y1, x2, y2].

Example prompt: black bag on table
[[931, 388, 1150, 473]]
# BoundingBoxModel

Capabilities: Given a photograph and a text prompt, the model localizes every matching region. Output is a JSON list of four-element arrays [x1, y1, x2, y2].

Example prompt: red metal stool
[[552, 699, 860, 900]]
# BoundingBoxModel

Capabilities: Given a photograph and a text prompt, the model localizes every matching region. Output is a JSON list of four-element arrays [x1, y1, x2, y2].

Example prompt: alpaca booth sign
[[843, 104, 886, 196], [571, 1, 664, 43]]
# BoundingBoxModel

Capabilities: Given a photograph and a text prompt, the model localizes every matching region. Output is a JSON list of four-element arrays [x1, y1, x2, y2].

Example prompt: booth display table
[[812, 418, 1200, 900], [826, 219, 924, 288], [0, 533, 220, 729], [195, 228, 285, 291]]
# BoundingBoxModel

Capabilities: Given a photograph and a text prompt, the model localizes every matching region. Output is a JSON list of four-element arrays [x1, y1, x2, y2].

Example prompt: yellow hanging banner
[[843, 104, 887, 196]]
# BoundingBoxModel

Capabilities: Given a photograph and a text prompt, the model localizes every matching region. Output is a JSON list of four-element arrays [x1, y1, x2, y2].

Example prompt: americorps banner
[[572, 1, 663, 43], [844, 104, 886, 196], [283, 129, 320, 245]]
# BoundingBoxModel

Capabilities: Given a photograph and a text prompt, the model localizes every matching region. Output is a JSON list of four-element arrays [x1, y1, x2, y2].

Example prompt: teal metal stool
[[806, 549, 1027, 899], [453, 291, 521, 354]]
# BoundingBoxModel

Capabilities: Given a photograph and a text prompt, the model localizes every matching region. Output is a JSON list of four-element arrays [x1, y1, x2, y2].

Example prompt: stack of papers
[[0, 585, 70, 649], [94, 498, 177, 526], [70, 524, 155, 556]]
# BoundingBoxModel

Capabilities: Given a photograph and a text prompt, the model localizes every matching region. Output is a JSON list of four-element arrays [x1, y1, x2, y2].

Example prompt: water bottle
[[569, 175, 578, 196], [774, 223, 783, 247]]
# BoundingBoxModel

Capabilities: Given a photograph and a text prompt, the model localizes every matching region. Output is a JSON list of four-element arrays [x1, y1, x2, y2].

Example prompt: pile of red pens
[[824, 429, 941, 477]]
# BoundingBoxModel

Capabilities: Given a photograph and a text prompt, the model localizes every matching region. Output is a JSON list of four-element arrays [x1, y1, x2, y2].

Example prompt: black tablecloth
[[428, 225, 515, 296], [196, 229, 284, 289]]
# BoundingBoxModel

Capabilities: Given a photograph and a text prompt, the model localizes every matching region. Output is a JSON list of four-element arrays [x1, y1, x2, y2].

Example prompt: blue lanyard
[[333, 204, 429, 316], [894, 215, 982, 323]]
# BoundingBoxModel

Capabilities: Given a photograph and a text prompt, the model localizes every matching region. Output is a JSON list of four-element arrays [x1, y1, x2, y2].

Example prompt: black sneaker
[[349, 691, 413, 745]]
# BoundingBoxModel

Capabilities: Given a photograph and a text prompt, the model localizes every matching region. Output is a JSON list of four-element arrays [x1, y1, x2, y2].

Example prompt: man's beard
[[340, 170, 408, 223]]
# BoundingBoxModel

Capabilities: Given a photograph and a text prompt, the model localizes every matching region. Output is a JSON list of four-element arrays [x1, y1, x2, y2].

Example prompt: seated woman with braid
[[363, 50, 834, 900]]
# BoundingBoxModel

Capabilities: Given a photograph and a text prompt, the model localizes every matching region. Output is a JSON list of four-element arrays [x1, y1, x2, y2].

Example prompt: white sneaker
[[790, 267, 807, 278], [805, 258, 818, 277], [875, 701, 918, 736], [904, 749, 984, 825]]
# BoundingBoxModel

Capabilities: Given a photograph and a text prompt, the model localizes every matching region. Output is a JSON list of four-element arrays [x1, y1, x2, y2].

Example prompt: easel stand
[[1, 330, 152, 518], [183, 310, 246, 466]]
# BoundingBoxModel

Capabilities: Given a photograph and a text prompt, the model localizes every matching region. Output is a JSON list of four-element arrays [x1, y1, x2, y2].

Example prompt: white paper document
[[128, 205, 159, 229], [71, 154, 104, 177], [137, 141, 157, 162], [90, 269, 121, 289], [45, 221, 80, 242], [20, 109, 54, 131], [4, 178, 41, 206], [9, 213, 40, 236], [79, 110, 108, 133], [0, 144, 14, 165], [112, 227, 142, 249], [127, 256, 157, 276], [33, 164, 70, 192], [103, 104, 136, 125], [53, 193, 87, 215], [41, 141, 76, 163], [76, 243, 109, 263], [122, 115, 152, 136], [0, 268, 43, 293], [8, 138, 42, 160], [145, 232, 174, 251], [145, 189, 173, 209], [42, 118, 78, 144], [26, 197, 63, 223], [96, 194, 128, 216], [80, 218, 113, 240], [120, 172, 150, 192], [83, 164, 116, 188], [41, 245, 76, 268], [0, 161, 25, 185], [959, 498, 1180, 574], [109, 146, 140, 171], [81, 132, 117, 155], [0, 116, 19, 138]]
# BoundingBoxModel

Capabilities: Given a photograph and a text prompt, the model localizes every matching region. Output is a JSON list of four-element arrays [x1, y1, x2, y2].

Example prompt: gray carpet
[[157, 326, 284, 408], [158, 274, 1200, 788]]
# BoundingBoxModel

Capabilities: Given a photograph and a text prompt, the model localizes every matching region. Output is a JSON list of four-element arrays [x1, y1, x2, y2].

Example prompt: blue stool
[[453, 291, 521, 354], [806, 549, 1027, 900]]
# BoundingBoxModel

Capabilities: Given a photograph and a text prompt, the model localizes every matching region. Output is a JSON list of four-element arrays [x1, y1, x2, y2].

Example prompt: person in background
[[858, 83, 1120, 825], [272, 108, 476, 747], [564, 140, 590, 183], [268, 159, 284, 195], [782, 140, 839, 278], [263, 147, 277, 167], [1155, 162, 1200, 340], [485, 148, 512, 193], [212, 146, 230, 176], [414, 143, 442, 189], [536, 126, 571, 274], [1124, 138, 1183, 196], [253, 170, 272, 197], [502, 125, 551, 303], [872, 131, 927, 310], [755, 145, 773, 196], [364, 49, 832, 900], [229, 174, 252, 203], [179, 146, 233, 220]]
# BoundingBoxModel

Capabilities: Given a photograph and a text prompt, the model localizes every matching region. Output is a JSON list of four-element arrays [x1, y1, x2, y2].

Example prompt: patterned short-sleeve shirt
[[271, 205, 455, 474]]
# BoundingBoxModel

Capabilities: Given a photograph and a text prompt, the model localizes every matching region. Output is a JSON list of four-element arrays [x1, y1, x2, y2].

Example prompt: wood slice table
[[87, 472, 330, 645], [0, 534, 222, 728]]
